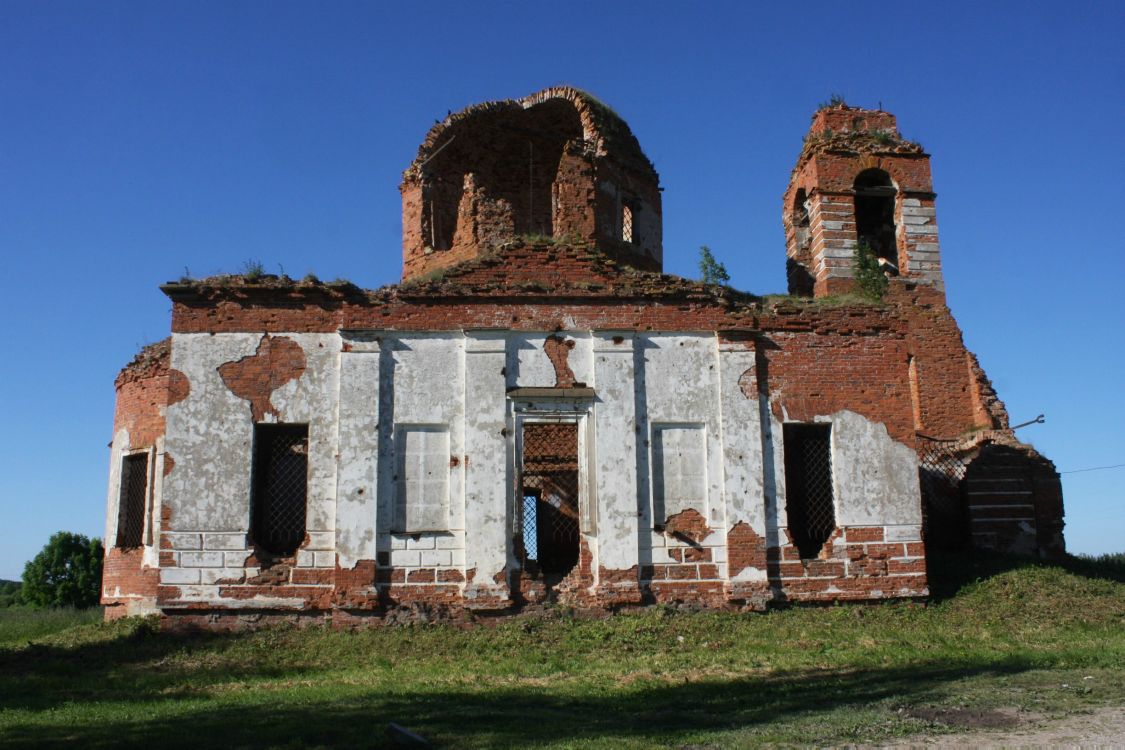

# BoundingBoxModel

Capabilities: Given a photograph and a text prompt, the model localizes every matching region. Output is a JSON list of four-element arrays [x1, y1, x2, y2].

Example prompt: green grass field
[[0, 553, 1122, 748]]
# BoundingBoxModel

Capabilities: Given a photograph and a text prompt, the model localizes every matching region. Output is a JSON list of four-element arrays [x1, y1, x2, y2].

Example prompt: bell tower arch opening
[[853, 168, 898, 271]]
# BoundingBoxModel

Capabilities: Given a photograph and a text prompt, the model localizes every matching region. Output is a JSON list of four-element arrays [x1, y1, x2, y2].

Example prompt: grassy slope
[[0, 554, 1122, 749], [0, 607, 102, 645]]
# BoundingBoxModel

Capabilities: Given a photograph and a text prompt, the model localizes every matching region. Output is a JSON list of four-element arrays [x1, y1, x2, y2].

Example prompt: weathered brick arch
[[400, 87, 663, 281]]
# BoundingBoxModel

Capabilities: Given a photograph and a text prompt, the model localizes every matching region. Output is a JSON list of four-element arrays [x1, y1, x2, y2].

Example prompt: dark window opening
[[519, 423, 580, 576], [853, 168, 898, 272], [783, 423, 836, 558], [250, 424, 308, 556], [116, 453, 149, 548]]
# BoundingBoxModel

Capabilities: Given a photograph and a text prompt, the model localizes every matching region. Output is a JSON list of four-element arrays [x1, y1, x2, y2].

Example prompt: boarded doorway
[[519, 422, 580, 577]]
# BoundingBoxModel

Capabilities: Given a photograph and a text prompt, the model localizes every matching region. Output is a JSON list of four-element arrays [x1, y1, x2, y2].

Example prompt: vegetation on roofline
[[818, 92, 848, 108], [697, 245, 731, 286], [168, 265, 358, 290]]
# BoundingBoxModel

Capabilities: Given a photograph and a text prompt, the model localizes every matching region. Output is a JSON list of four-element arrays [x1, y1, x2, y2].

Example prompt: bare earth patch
[[895, 704, 1125, 747]]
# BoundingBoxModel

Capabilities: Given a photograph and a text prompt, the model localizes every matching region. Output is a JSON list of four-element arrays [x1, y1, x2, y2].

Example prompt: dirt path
[[902, 704, 1125, 747]]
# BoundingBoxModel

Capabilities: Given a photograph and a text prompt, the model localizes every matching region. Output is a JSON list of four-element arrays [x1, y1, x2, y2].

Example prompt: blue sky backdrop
[[1, 1, 1122, 579]]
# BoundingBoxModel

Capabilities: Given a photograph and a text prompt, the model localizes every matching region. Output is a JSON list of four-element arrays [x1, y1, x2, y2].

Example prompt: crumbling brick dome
[[400, 87, 663, 281]]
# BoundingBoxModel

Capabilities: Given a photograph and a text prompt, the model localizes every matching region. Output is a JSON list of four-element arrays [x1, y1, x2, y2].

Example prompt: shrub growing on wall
[[698, 245, 731, 285], [853, 239, 888, 301]]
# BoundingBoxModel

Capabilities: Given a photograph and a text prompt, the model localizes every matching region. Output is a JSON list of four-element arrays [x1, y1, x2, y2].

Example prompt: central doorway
[[518, 422, 580, 578]]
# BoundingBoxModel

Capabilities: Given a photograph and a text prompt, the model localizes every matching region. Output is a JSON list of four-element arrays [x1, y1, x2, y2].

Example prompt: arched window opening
[[792, 189, 810, 253], [853, 169, 898, 272], [622, 201, 640, 245]]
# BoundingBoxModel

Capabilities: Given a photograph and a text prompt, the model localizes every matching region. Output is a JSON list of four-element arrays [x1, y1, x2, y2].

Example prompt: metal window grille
[[917, 436, 970, 549], [116, 453, 148, 548], [622, 205, 634, 244], [251, 424, 308, 556], [519, 423, 580, 574], [783, 424, 835, 558], [521, 493, 539, 561]]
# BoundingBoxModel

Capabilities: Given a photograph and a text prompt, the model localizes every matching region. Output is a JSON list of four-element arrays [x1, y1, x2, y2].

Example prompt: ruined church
[[102, 88, 1064, 624]]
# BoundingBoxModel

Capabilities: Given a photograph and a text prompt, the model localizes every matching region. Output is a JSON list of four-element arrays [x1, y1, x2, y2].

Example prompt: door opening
[[518, 422, 580, 578]]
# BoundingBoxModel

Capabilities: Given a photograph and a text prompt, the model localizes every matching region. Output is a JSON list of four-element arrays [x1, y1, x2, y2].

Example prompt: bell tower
[[783, 103, 944, 297]]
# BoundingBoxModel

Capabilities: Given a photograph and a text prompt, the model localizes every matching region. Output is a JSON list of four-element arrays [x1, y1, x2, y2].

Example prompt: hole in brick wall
[[420, 98, 583, 250], [792, 189, 810, 248], [250, 424, 309, 556], [783, 423, 836, 558], [116, 453, 148, 548], [854, 168, 898, 271], [787, 189, 814, 296], [519, 423, 580, 578]]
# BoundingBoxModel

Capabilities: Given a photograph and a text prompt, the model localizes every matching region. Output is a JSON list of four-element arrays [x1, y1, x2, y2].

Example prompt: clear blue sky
[[1, 1, 1122, 579]]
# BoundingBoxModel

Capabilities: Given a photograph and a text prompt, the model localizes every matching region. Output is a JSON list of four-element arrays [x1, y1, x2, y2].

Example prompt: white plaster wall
[[149, 325, 927, 605], [640, 334, 723, 530], [377, 333, 466, 571], [591, 331, 640, 573], [509, 331, 592, 388], [463, 332, 509, 599], [162, 332, 340, 598], [103, 428, 129, 554], [335, 333, 380, 569], [828, 410, 922, 528], [717, 342, 764, 532]]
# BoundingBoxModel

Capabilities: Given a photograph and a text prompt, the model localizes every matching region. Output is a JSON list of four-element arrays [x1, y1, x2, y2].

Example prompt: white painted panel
[[652, 424, 707, 520], [397, 426, 450, 532]]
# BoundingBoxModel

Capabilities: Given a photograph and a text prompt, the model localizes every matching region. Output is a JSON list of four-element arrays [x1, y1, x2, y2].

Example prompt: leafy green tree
[[698, 245, 730, 285], [0, 580, 22, 607], [853, 239, 889, 301], [21, 532, 104, 608]]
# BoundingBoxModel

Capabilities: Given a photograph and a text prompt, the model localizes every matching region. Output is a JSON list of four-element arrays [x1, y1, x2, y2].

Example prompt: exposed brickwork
[[770, 527, 928, 601], [217, 335, 307, 421], [401, 87, 661, 282], [662, 508, 710, 543], [726, 522, 768, 577], [759, 309, 915, 444], [544, 334, 579, 387], [103, 340, 172, 616], [963, 443, 1065, 557], [113, 340, 171, 448], [102, 547, 159, 615], [784, 103, 942, 296], [889, 283, 1006, 436]]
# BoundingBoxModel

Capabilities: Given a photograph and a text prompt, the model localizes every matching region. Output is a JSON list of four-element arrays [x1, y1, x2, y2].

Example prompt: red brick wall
[[103, 341, 171, 615]]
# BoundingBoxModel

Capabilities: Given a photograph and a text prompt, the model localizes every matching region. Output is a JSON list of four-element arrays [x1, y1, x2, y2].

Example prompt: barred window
[[396, 426, 450, 533], [116, 453, 149, 548], [250, 424, 309, 555], [783, 423, 836, 558]]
